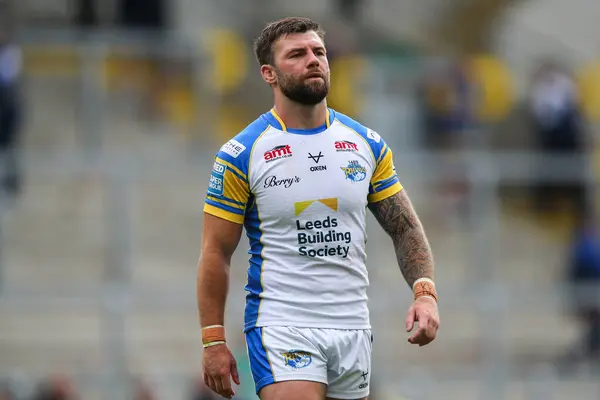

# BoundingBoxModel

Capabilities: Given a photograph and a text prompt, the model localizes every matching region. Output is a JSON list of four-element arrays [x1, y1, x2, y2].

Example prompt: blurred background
[[1, 0, 600, 399]]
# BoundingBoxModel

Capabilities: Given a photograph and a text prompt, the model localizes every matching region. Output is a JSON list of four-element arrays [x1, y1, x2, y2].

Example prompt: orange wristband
[[413, 278, 438, 302], [202, 325, 226, 345]]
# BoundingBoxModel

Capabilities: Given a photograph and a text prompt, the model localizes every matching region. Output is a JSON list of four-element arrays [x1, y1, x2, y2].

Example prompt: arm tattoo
[[368, 190, 434, 288]]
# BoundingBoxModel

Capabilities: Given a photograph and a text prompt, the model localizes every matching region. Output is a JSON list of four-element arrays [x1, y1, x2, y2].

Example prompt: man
[[0, 28, 22, 201], [197, 17, 439, 400], [528, 60, 587, 214], [558, 209, 600, 373]]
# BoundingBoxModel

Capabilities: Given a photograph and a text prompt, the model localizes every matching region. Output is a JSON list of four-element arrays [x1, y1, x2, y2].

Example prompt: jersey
[[203, 108, 402, 332]]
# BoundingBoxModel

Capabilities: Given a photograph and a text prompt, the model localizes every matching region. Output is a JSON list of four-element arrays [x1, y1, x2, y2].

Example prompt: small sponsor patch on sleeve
[[208, 163, 225, 196], [220, 139, 246, 158], [367, 129, 381, 143]]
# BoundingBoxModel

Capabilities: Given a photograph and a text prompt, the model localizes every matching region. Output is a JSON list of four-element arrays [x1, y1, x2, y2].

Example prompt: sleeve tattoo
[[368, 190, 434, 287]]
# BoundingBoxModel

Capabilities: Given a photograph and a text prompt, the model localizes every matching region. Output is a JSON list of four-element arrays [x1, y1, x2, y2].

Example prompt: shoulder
[[332, 110, 387, 159], [215, 114, 272, 174]]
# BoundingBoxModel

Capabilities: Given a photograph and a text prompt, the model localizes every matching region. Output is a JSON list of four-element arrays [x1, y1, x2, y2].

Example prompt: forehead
[[274, 31, 325, 54]]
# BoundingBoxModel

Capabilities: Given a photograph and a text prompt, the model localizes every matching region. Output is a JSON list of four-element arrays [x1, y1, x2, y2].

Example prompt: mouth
[[305, 72, 323, 79]]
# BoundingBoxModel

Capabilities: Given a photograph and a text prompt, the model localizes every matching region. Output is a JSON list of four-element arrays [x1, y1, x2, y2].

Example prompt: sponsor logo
[[294, 198, 338, 216], [334, 140, 358, 152], [308, 152, 324, 163], [281, 350, 312, 370], [212, 161, 225, 174], [264, 145, 292, 162], [207, 163, 225, 196], [359, 370, 369, 389], [263, 175, 301, 189], [294, 199, 351, 259], [367, 129, 381, 143], [308, 152, 326, 171], [341, 160, 367, 182], [220, 139, 246, 158]]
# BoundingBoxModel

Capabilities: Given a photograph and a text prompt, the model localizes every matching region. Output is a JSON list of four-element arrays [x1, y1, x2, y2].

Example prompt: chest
[[248, 130, 375, 218]]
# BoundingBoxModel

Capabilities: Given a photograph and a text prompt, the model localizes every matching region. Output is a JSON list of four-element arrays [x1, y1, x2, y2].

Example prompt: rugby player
[[197, 17, 439, 400]]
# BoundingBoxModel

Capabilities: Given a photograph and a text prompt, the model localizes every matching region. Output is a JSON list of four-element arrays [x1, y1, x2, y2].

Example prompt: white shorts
[[245, 326, 373, 399]]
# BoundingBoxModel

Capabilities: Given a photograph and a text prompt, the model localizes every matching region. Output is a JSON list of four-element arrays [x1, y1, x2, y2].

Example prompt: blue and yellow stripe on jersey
[[368, 142, 403, 203], [203, 116, 270, 224], [334, 112, 403, 203], [205, 156, 249, 224]]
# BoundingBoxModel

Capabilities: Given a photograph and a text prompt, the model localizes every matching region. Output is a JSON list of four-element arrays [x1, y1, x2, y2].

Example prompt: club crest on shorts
[[281, 350, 312, 369]]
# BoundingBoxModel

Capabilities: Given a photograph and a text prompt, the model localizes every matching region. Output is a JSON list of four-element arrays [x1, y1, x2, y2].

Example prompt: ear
[[261, 64, 277, 85]]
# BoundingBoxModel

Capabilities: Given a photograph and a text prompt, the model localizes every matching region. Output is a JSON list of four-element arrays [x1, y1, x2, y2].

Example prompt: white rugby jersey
[[204, 108, 402, 331]]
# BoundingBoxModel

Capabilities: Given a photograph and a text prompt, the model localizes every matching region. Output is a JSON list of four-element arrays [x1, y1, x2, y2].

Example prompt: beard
[[276, 68, 330, 105]]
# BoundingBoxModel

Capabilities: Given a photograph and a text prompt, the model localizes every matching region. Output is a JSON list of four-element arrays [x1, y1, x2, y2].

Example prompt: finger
[[413, 320, 437, 347], [409, 313, 430, 343], [408, 325, 426, 343], [207, 376, 218, 394], [213, 375, 225, 397], [406, 306, 416, 332], [419, 332, 434, 347], [219, 373, 235, 398], [425, 318, 439, 342], [231, 359, 240, 386], [203, 373, 209, 388], [427, 317, 439, 335]]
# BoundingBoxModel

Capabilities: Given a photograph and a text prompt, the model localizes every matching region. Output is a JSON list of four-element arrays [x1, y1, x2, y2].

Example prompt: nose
[[306, 51, 320, 68]]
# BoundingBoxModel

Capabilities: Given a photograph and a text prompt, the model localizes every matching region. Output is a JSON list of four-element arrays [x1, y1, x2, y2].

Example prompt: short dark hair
[[253, 17, 325, 66]]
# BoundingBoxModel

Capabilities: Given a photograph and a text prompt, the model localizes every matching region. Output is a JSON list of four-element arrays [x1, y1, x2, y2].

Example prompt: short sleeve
[[366, 130, 403, 203], [203, 138, 251, 224]]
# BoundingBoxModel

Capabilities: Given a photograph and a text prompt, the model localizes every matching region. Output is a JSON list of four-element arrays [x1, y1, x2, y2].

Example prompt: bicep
[[201, 213, 244, 259]]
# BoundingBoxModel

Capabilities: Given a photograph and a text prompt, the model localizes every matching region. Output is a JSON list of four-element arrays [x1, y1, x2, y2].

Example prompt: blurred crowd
[[0, 2, 22, 206], [417, 54, 600, 373], [0, 375, 226, 400], [0, 375, 386, 400]]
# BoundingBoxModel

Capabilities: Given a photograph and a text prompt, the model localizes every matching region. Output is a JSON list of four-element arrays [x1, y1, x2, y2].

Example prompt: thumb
[[231, 357, 240, 385], [406, 305, 416, 332]]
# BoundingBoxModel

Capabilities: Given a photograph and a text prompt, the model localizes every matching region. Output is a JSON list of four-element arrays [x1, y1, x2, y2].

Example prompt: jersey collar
[[267, 108, 335, 135]]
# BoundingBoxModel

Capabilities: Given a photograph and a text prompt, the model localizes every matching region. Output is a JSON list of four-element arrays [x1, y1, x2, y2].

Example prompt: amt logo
[[335, 140, 358, 152], [264, 145, 292, 162]]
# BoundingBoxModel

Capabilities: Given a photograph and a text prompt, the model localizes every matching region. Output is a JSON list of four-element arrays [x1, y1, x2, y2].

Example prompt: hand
[[406, 296, 440, 346], [202, 343, 240, 399]]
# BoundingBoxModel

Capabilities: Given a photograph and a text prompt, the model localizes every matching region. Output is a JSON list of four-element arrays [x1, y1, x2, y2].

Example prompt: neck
[[272, 93, 328, 130]]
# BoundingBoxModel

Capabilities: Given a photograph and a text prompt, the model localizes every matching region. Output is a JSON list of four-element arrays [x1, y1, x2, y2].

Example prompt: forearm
[[197, 250, 230, 327], [392, 212, 434, 287], [369, 190, 434, 288]]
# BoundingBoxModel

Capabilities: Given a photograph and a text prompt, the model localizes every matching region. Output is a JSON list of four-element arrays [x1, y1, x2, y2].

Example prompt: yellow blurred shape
[[160, 83, 196, 128], [468, 54, 515, 122], [577, 61, 600, 122], [216, 104, 252, 142], [587, 62, 600, 211], [103, 54, 155, 90], [22, 45, 80, 77], [329, 55, 367, 117], [203, 29, 248, 94]]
